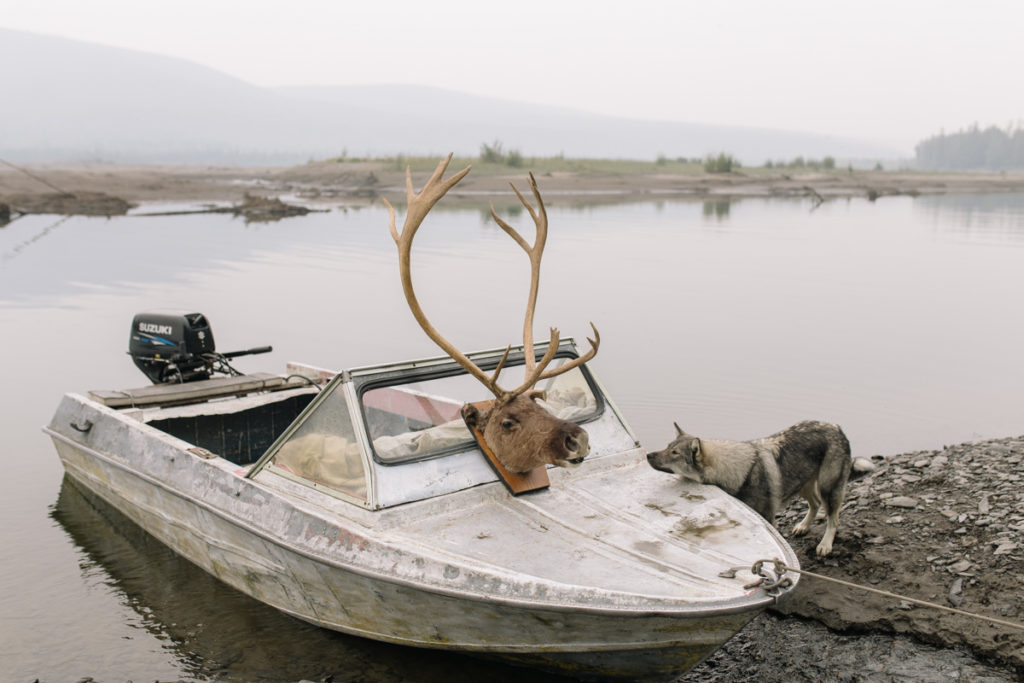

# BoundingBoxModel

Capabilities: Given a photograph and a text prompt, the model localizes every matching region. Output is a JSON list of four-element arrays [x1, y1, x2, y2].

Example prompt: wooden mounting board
[[462, 400, 550, 495]]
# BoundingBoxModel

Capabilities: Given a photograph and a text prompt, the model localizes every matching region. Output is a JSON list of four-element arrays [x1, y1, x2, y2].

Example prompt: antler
[[382, 155, 504, 392], [490, 173, 600, 402], [384, 155, 599, 406]]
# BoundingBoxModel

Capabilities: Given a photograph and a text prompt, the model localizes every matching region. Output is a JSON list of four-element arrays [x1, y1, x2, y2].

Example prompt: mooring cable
[[749, 558, 1024, 632], [0, 157, 75, 196]]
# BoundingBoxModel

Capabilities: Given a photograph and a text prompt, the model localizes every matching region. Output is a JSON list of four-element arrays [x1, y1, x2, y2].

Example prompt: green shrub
[[704, 152, 738, 173], [480, 140, 525, 167], [480, 140, 505, 164]]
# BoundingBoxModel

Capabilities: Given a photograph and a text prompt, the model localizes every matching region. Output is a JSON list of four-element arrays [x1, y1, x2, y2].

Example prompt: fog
[[3, 1, 1023, 155]]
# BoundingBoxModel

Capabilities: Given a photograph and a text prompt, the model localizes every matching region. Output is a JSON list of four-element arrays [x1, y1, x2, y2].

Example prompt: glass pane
[[538, 363, 599, 420], [363, 358, 600, 464], [267, 384, 367, 501]]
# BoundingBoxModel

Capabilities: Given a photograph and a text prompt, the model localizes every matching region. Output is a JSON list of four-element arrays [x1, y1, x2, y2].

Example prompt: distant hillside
[[0, 28, 903, 165]]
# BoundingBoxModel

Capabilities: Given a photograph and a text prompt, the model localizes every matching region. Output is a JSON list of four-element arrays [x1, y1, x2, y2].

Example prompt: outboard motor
[[129, 312, 271, 384]]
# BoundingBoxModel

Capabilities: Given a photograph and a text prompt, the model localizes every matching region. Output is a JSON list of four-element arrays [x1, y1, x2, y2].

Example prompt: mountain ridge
[[0, 28, 905, 165]]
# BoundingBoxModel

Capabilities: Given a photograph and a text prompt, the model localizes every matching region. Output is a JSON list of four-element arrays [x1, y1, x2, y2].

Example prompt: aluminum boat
[[45, 339, 798, 681]]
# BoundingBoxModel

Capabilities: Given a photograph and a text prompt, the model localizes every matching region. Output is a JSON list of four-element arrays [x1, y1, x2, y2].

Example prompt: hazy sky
[[4, 0, 1022, 153]]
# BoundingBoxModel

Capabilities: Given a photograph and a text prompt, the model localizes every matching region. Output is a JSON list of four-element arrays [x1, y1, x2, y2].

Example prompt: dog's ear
[[689, 439, 703, 468], [673, 422, 685, 437]]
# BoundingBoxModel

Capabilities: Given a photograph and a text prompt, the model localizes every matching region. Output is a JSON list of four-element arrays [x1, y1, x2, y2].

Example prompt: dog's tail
[[851, 454, 883, 480]]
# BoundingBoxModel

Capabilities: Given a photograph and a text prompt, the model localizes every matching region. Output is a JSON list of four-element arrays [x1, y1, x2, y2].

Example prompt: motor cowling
[[129, 312, 217, 384]]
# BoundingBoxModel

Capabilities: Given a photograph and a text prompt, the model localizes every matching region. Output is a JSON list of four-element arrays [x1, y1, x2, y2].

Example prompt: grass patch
[[371, 154, 709, 177], [328, 151, 861, 177]]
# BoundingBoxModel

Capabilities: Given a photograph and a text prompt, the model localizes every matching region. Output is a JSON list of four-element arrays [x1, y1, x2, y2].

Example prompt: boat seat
[[89, 373, 312, 408], [372, 419, 472, 462]]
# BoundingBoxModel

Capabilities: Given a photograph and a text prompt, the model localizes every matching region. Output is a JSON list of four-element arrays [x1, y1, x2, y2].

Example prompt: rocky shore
[[684, 435, 1024, 682]]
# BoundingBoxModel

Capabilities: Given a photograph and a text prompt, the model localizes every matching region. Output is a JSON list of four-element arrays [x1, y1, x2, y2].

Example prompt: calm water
[[2, 193, 1022, 680]]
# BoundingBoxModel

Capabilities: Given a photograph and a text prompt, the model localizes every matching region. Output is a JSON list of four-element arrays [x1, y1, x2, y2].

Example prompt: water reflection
[[0, 214, 69, 262], [915, 193, 1024, 244], [702, 200, 732, 221], [479, 201, 525, 226], [49, 476, 572, 683]]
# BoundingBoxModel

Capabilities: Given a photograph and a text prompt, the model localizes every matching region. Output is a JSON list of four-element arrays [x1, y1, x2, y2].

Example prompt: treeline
[[765, 156, 837, 170], [915, 125, 1024, 170]]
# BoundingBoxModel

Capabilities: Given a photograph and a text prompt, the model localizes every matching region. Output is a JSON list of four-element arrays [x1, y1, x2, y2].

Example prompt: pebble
[[948, 577, 964, 606], [948, 560, 972, 574]]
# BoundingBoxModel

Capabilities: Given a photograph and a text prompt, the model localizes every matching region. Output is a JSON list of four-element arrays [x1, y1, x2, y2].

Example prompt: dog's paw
[[792, 521, 811, 536], [815, 540, 833, 557]]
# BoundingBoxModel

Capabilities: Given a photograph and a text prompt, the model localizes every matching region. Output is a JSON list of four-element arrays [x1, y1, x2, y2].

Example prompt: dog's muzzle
[[646, 452, 672, 473]]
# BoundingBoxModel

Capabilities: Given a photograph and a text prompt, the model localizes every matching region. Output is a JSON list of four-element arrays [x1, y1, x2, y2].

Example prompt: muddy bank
[[684, 434, 1024, 681], [682, 612, 1017, 682], [1, 190, 134, 217], [3, 161, 1024, 217], [50, 624, 1018, 683]]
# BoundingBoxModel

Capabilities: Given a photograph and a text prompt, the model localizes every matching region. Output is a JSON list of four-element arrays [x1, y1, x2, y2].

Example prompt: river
[[1, 192, 1022, 681]]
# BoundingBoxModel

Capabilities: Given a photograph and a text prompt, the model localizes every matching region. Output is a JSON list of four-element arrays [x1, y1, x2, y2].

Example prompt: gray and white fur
[[646, 420, 862, 557]]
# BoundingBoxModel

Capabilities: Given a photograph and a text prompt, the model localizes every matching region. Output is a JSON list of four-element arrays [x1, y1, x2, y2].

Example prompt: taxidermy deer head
[[382, 155, 600, 473]]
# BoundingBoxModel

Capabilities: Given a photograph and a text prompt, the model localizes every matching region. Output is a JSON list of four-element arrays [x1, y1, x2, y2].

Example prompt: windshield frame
[[356, 344, 605, 466]]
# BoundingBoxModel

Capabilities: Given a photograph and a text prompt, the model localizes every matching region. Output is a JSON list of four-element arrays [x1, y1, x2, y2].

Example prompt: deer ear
[[462, 403, 482, 428]]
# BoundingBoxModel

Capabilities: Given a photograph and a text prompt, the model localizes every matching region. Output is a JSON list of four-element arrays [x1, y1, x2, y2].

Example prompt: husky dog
[[646, 420, 857, 557]]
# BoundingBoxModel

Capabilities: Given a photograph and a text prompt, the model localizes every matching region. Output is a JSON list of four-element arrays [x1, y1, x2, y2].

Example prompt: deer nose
[[565, 430, 590, 462]]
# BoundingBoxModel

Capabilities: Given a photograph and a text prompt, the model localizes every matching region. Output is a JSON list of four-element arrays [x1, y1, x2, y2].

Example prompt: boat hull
[[46, 389, 795, 682]]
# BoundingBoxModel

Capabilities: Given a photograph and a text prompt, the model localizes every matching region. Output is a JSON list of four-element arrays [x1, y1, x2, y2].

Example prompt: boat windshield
[[262, 381, 367, 502], [363, 358, 600, 464]]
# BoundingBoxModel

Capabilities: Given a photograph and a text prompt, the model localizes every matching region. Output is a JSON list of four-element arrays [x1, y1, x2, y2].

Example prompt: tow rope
[[747, 558, 1024, 632]]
